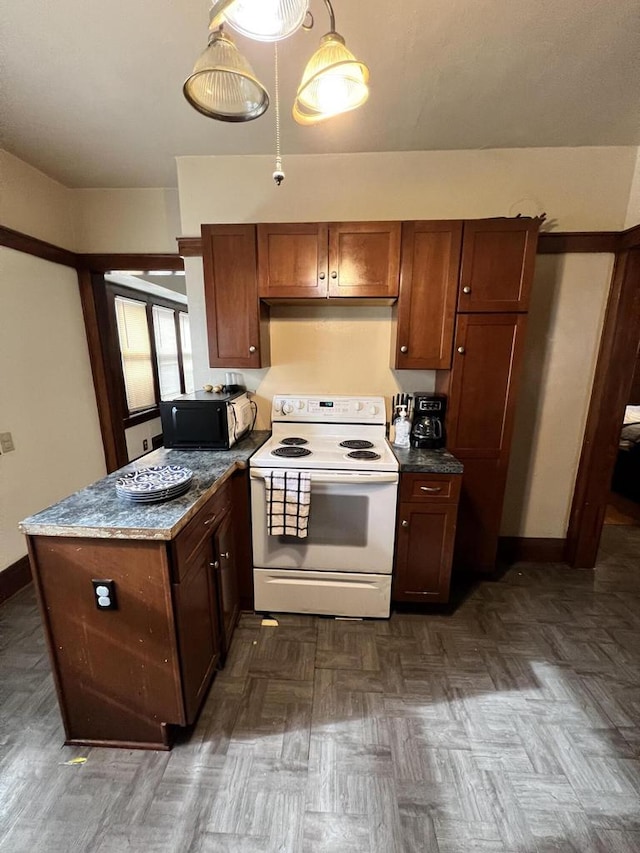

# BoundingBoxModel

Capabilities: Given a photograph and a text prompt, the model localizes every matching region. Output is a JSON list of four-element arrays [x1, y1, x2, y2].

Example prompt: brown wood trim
[[565, 247, 640, 567], [498, 537, 566, 564], [0, 224, 77, 267], [619, 223, 640, 251], [0, 555, 32, 605], [4, 225, 630, 266], [177, 237, 203, 257], [77, 254, 183, 272], [78, 270, 128, 471], [537, 232, 619, 254]]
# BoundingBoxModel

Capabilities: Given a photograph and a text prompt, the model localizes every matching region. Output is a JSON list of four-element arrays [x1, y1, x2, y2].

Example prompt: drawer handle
[[203, 513, 217, 526], [420, 486, 442, 493]]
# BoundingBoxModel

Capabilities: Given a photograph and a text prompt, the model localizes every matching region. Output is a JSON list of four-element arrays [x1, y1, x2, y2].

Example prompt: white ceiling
[[2, 0, 639, 189]]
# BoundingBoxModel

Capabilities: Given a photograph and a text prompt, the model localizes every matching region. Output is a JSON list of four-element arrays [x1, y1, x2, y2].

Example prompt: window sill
[[124, 408, 161, 428]]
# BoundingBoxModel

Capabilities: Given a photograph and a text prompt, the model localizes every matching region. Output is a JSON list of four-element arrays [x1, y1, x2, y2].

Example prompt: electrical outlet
[[92, 579, 117, 610], [142, 439, 149, 452], [0, 433, 15, 453]]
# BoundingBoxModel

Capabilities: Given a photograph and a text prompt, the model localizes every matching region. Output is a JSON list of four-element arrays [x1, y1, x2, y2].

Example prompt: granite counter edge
[[19, 463, 240, 541]]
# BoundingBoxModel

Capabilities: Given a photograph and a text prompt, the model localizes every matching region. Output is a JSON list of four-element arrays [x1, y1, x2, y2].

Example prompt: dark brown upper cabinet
[[257, 222, 401, 299], [202, 224, 270, 368], [392, 220, 462, 370], [445, 312, 528, 456], [458, 219, 539, 312]]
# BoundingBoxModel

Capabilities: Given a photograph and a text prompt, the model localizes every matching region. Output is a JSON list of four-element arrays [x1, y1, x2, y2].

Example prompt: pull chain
[[273, 42, 285, 186]]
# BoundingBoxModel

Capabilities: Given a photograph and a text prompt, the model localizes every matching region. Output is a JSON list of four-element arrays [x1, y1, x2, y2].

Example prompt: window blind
[[114, 296, 156, 412], [152, 305, 181, 400], [179, 312, 195, 394]]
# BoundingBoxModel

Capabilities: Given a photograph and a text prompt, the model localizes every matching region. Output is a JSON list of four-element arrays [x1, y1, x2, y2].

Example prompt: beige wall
[[74, 188, 181, 253], [624, 147, 640, 228], [178, 147, 634, 539], [0, 150, 76, 249], [0, 249, 106, 571], [502, 254, 613, 538], [177, 147, 637, 234]]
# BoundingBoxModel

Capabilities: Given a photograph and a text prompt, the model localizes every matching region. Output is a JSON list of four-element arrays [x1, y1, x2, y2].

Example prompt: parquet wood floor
[[1, 525, 640, 852]]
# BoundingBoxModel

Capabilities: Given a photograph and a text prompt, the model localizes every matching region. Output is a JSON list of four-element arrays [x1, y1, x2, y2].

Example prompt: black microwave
[[160, 390, 254, 449]]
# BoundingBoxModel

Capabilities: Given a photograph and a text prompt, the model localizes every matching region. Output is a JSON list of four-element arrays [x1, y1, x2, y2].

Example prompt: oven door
[[250, 469, 399, 574]]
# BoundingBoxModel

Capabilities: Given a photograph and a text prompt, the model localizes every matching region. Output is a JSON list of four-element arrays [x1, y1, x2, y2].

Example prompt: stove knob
[[368, 405, 378, 416], [273, 399, 283, 413], [296, 400, 305, 410], [282, 402, 294, 415], [354, 402, 363, 412]]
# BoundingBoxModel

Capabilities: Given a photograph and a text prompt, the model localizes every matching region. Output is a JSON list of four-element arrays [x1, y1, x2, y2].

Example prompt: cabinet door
[[446, 313, 528, 456], [451, 456, 508, 573], [257, 223, 329, 298], [213, 510, 239, 657], [173, 536, 221, 725], [328, 222, 401, 297], [202, 224, 268, 368], [393, 502, 458, 602], [394, 221, 462, 369], [458, 219, 539, 312]]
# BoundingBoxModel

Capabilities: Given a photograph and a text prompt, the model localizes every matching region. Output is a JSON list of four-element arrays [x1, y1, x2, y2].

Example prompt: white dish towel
[[265, 470, 311, 537]]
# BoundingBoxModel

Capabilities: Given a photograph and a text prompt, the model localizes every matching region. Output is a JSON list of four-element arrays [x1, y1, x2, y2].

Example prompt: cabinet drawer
[[400, 473, 461, 503], [172, 483, 231, 580]]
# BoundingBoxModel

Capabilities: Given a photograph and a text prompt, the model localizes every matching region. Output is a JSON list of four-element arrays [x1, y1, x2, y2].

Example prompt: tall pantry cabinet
[[436, 218, 541, 573]]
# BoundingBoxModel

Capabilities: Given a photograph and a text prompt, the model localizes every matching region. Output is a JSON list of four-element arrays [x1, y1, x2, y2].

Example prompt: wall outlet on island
[[143, 439, 149, 452]]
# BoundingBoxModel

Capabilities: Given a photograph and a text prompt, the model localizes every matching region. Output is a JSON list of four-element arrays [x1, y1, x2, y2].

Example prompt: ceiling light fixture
[[293, 2, 369, 125], [184, 0, 368, 126], [209, 0, 309, 42], [183, 20, 269, 122]]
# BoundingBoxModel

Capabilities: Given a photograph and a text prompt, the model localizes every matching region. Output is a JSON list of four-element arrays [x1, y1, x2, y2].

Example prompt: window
[[108, 285, 192, 423], [115, 296, 156, 413]]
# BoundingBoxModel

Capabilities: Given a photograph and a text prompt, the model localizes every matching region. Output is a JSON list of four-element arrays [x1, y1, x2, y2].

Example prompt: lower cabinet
[[27, 477, 245, 750], [392, 473, 461, 604]]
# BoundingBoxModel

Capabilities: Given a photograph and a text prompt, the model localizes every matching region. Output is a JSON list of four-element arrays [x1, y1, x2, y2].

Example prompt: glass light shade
[[210, 0, 308, 42], [183, 29, 269, 121], [293, 32, 369, 125]]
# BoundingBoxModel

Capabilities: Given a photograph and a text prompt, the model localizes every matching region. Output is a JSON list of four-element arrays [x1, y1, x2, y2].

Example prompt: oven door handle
[[250, 469, 399, 485]]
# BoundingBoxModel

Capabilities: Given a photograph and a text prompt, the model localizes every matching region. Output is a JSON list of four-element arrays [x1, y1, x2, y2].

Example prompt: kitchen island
[[19, 432, 269, 750]]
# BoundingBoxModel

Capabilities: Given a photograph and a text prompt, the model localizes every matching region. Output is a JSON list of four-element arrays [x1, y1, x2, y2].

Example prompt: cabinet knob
[[401, 520, 409, 527], [400, 345, 408, 354], [457, 346, 465, 354], [331, 271, 338, 279], [221, 551, 230, 560], [462, 286, 471, 294], [249, 345, 257, 353], [319, 271, 326, 280], [209, 560, 220, 570]]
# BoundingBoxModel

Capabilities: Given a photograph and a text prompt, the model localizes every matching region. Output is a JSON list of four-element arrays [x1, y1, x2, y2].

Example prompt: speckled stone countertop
[[19, 432, 270, 541], [390, 446, 463, 474]]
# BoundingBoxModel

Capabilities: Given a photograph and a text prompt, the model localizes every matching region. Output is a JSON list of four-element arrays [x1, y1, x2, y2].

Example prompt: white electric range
[[250, 395, 399, 618]]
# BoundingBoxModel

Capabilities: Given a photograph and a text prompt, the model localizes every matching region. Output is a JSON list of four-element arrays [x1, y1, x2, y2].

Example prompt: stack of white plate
[[115, 465, 193, 503]]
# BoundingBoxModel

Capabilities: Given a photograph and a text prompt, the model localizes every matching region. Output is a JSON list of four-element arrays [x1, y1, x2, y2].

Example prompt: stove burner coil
[[340, 439, 374, 450], [280, 437, 308, 446], [271, 446, 312, 458], [346, 450, 381, 460]]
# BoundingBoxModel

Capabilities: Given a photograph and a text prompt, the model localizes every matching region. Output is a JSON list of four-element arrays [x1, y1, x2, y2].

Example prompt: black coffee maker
[[410, 393, 447, 449]]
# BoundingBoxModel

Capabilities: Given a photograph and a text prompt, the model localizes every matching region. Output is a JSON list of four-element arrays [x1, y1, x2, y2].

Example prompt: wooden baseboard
[[0, 555, 32, 605], [498, 536, 566, 564]]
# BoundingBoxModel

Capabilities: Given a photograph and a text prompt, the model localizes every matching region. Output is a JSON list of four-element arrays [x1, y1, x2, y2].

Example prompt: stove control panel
[[272, 395, 385, 424]]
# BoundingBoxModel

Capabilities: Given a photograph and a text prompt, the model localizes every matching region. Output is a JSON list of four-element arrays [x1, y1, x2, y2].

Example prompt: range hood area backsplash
[[191, 301, 435, 431]]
